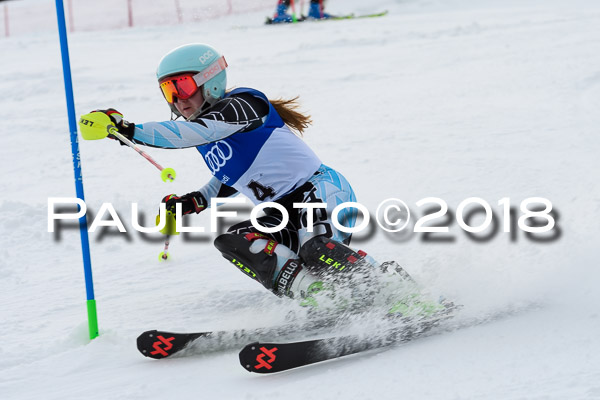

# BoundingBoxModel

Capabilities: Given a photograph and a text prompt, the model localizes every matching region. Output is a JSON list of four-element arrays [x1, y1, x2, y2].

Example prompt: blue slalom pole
[[55, 0, 99, 340]]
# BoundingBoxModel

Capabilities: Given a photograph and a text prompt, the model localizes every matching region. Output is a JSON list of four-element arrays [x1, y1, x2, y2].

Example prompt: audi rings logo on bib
[[205, 142, 233, 175]]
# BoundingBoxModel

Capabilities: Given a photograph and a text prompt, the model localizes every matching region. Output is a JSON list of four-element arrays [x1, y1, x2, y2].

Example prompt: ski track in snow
[[1, 0, 600, 399]]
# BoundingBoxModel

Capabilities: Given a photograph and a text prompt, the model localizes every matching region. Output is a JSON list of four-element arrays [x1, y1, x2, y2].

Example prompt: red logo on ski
[[150, 335, 175, 357], [254, 346, 278, 370]]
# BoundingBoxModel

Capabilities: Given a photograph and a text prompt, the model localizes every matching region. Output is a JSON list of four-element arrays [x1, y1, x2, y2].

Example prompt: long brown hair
[[270, 96, 312, 136]]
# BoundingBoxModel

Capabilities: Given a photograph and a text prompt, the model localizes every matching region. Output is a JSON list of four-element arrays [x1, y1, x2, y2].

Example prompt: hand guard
[[91, 108, 135, 144], [162, 192, 207, 215]]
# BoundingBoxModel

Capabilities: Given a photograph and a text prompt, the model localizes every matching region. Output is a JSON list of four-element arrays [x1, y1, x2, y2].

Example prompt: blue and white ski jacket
[[131, 88, 322, 204]]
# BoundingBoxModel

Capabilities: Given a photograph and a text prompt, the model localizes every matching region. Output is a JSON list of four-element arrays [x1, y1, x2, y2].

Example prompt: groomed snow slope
[[1, 0, 599, 399]]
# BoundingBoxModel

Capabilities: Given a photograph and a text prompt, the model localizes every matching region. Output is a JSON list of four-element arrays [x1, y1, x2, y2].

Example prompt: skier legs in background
[[272, 0, 294, 23], [307, 0, 333, 19], [272, 0, 333, 23]]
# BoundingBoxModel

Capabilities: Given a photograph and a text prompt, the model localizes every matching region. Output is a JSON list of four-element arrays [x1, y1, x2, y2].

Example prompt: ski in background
[[265, 10, 388, 25]]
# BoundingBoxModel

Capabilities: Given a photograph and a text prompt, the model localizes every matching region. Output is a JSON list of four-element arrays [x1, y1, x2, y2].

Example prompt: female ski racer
[[85, 43, 442, 315]]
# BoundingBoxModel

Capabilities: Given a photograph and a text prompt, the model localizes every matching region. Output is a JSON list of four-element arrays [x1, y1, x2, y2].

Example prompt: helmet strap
[[185, 94, 212, 121]]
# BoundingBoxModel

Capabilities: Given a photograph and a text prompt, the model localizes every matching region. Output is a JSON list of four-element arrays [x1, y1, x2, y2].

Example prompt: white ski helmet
[[156, 43, 227, 117]]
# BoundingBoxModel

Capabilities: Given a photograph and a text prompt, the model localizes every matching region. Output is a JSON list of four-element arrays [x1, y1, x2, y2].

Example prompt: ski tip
[[239, 342, 261, 372], [136, 330, 194, 360], [137, 330, 161, 358], [239, 342, 283, 373], [136, 330, 211, 360]]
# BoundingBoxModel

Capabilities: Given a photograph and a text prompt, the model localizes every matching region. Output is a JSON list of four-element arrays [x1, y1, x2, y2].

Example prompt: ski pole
[[158, 235, 171, 261], [156, 208, 179, 261], [108, 128, 176, 182], [79, 111, 176, 183]]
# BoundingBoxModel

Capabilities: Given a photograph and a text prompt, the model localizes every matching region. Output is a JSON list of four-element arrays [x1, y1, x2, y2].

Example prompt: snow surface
[[1, 0, 600, 399]]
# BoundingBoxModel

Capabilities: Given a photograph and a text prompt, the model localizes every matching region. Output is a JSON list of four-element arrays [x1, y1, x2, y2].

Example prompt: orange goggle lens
[[159, 74, 200, 104]]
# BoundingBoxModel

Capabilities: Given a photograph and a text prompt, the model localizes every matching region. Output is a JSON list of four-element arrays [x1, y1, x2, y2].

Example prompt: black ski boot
[[214, 233, 321, 299]]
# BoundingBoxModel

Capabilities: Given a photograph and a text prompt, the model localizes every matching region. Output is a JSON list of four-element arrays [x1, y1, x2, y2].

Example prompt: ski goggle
[[159, 56, 228, 104]]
